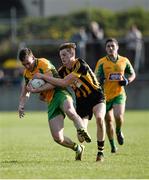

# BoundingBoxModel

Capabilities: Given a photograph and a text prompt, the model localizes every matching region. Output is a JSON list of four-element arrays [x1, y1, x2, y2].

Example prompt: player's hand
[[33, 73, 44, 79], [26, 83, 38, 93], [39, 93, 45, 101], [18, 105, 25, 118], [119, 76, 129, 86]]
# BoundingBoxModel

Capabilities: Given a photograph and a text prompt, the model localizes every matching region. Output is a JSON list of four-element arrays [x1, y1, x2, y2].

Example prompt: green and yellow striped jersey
[[23, 58, 57, 103], [95, 55, 134, 101]]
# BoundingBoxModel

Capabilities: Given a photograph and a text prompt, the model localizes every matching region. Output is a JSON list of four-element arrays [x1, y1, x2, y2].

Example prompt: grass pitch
[[0, 110, 149, 179]]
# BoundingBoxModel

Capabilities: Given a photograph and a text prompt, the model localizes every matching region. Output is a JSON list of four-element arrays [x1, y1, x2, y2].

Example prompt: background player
[[95, 38, 136, 153]]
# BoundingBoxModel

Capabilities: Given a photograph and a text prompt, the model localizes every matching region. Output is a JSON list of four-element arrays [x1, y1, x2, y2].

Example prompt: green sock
[[116, 127, 121, 134], [109, 139, 116, 149]]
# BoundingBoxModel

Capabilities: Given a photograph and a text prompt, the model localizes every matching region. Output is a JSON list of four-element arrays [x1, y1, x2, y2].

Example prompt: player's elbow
[[132, 72, 136, 81], [129, 73, 136, 83]]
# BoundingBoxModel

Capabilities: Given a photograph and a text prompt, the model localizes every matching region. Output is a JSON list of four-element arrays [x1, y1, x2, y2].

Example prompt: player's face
[[21, 55, 35, 71], [59, 48, 73, 65], [106, 41, 119, 57]]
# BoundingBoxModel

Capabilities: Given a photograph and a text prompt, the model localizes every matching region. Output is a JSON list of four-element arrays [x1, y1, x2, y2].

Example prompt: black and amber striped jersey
[[58, 58, 102, 99]]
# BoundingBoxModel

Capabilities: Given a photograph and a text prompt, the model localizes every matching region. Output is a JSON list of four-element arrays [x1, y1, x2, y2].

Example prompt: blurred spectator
[[87, 21, 105, 64], [71, 26, 88, 58], [2, 58, 22, 69], [0, 69, 5, 85], [88, 21, 104, 41], [125, 24, 144, 74], [2, 58, 23, 85]]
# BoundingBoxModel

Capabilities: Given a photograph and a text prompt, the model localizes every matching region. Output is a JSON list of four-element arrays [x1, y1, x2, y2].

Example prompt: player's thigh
[[113, 103, 125, 117], [48, 114, 64, 138], [93, 102, 106, 119], [60, 97, 78, 120], [62, 97, 75, 113]]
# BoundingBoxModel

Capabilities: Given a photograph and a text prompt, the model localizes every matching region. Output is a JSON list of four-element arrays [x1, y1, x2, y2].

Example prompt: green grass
[[0, 111, 149, 179]]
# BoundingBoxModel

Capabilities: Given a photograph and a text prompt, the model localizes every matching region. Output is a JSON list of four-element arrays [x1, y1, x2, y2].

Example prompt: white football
[[30, 78, 45, 89]]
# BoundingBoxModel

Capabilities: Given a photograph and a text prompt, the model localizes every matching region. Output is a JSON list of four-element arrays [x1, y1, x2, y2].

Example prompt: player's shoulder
[[118, 55, 130, 63], [76, 58, 84, 65], [100, 56, 107, 62], [96, 56, 106, 66], [77, 58, 89, 68], [38, 58, 55, 68], [23, 69, 27, 76], [38, 58, 49, 65]]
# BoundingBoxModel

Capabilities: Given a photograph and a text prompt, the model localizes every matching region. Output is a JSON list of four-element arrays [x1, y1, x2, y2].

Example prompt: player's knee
[[106, 120, 113, 129], [105, 116, 113, 126], [53, 135, 64, 144], [115, 113, 123, 121]]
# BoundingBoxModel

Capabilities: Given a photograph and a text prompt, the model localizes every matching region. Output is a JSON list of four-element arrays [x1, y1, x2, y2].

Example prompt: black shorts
[[76, 90, 105, 120]]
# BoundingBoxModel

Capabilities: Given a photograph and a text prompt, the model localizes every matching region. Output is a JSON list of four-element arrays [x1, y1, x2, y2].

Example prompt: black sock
[[116, 127, 121, 134], [97, 140, 104, 154]]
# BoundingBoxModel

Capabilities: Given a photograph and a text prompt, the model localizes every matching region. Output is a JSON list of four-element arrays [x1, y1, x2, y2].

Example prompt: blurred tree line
[[0, 7, 149, 65]]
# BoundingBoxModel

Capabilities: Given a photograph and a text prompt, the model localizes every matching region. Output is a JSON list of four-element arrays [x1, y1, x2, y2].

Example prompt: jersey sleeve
[[23, 70, 29, 85], [125, 58, 135, 75], [39, 59, 53, 74]]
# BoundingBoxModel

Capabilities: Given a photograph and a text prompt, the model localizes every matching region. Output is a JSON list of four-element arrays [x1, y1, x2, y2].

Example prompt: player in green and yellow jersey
[[95, 38, 136, 153], [34, 43, 106, 162], [18, 48, 92, 161]]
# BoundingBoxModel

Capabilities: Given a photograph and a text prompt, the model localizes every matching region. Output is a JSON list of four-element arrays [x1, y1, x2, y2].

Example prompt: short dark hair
[[105, 38, 119, 46], [18, 48, 33, 61], [59, 42, 76, 51]]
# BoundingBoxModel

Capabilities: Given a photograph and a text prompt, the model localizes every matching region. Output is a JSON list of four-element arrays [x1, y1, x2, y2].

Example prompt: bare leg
[[62, 98, 84, 129], [93, 102, 106, 161], [105, 109, 117, 152], [48, 114, 85, 160], [105, 109, 115, 140], [93, 102, 106, 141], [113, 103, 125, 145], [48, 114, 76, 150], [113, 103, 125, 131], [61, 98, 91, 143], [82, 117, 89, 130]]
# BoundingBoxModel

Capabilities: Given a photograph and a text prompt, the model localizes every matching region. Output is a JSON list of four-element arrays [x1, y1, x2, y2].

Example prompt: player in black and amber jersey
[[34, 43, 106, 162]]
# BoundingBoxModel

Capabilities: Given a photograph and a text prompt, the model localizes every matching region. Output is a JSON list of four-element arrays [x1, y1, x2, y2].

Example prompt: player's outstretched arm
[[34, 72, 76, 87], [18, 84, 30, 118], [27, 82, 55, 93]]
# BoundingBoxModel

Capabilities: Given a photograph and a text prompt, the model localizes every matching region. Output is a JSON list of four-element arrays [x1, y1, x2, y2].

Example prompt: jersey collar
[[106, 55, 119, 62], [31, 58, 38, 72]]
